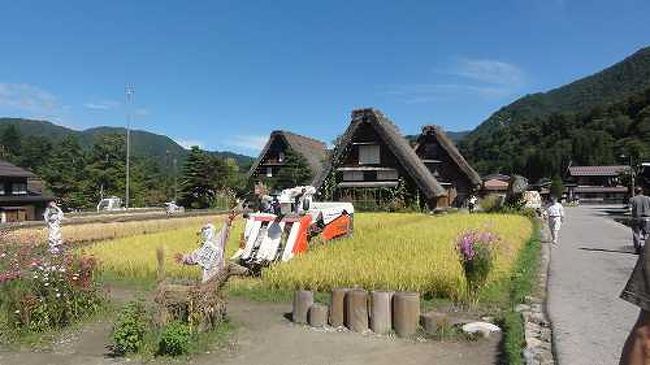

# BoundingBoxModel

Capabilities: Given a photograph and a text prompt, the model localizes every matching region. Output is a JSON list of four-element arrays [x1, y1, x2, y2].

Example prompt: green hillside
[[0, 118, 254, 168], [462, 46, 650, 177]]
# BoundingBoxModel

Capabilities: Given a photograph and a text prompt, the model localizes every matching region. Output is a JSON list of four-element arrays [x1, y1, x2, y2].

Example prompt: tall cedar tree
[[179, 146, 229, 209], [550, 176, 565, 199], [83, 134, 127, 204], [0, 124, 22, 161], [41, 135, 87, 210]]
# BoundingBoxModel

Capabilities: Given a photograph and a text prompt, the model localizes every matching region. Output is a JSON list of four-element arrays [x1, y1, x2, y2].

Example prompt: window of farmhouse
[[359, 144, 380, 165], [266, 167, 273, 178], [12, 182, 27, 195]]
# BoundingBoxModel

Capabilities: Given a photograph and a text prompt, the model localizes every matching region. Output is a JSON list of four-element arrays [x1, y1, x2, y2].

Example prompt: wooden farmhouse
[[247, 130, 328, 188], [413, 125, 482, 206], [0, 160, 52, 223], [314, 108, 479, 210]]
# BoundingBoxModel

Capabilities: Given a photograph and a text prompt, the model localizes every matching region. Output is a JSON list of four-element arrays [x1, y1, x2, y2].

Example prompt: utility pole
[[125, 83, 134, 209], [173, 157, 178, 201]]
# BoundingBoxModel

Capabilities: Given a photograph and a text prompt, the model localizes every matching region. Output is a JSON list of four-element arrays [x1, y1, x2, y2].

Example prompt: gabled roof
[[568, 165, 630, 177], [314, 108, 446, 199], [0, 160, 36, 178], [247, 130, 328, 183], [413, 125, 482, 187]]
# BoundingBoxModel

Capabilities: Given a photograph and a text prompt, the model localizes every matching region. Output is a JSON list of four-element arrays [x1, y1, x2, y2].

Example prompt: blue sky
[[0, 0, 649, 156]]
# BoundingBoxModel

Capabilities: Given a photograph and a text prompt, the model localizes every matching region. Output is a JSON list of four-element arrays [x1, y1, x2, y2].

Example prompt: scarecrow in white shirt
[[43, 201, 64, 254], [176, 212, 236, 283], [545, 196, 565, 246]]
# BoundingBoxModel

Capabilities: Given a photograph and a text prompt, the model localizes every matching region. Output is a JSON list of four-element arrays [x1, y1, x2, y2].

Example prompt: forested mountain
[[462, 46, 650, 178], [0, 118, 254, 168]]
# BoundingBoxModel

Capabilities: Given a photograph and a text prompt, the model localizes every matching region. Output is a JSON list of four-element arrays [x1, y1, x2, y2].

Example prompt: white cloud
[[385, 58, 526, 104], [84, 100, 120, 111], [135, 108, 150, 117], [174, 139, 204, 150], [454, 58, 525, 87], [0, 83, 58, 113], [229, 135, 268, 152]]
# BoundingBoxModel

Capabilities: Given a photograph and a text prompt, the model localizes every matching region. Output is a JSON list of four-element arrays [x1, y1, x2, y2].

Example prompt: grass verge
[[496, 220, 542, 365]]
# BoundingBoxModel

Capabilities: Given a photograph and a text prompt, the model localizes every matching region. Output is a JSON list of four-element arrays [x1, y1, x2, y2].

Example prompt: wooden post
[[293, 290, 314, 324], [345, 289, 368, 332], [329, 288, 350, 327], [370, 290, 393, 334], [308, 303, 328, 327], [392, 292, 420, 337], [420, 312, 448, 335]]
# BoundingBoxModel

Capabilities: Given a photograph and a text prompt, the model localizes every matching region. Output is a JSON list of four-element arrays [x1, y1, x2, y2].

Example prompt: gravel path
[[548, 205, 639, 365]]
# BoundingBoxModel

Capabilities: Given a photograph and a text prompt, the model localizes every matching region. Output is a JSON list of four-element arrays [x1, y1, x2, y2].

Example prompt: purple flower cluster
[[456, 229, 499, 264]]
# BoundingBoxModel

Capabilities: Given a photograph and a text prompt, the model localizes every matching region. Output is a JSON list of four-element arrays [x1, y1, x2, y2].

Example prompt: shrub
[[479, 194, 503, 213], [111, 300, 149, 355], [0, 244, 104, 334], [158, 321, 193, 356], [456, 229, 499, 302]]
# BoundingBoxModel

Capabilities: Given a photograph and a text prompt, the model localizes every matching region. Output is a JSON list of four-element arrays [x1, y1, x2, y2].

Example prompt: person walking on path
[[545, 196, 565, 247], [629, 186, 650, 254], [620, 226, 650, 363], [43, 200, 64, 254]]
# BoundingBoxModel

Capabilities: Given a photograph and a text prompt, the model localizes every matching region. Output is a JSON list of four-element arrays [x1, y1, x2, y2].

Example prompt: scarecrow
[[43, 201, 64, 254], [176, 212, 236, 283]]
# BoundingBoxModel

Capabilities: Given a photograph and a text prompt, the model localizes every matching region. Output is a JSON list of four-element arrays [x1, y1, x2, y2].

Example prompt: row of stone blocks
[[292, 288, 421, 337]]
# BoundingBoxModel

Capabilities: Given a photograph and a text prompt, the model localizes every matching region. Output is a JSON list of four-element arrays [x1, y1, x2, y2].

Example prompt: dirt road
[[0, 298, 500, 365]]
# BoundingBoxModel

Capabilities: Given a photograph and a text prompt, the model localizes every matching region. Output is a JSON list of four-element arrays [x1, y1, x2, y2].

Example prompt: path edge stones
[[517, 221, 555, 365]]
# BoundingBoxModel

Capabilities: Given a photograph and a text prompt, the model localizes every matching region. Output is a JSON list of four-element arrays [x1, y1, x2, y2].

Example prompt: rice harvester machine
[[231, 186, 354, 273]]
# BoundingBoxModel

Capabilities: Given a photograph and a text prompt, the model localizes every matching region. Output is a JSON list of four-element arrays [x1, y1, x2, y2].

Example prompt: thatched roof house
[[413, 125, 481, 206], [0, 160, 52, 223], [314, 108, 448, 210], [247, 130, 328, 186]]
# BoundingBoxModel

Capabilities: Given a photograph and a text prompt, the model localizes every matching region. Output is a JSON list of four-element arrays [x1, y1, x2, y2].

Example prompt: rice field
[[80, 217, 243, 280], [2, 215, 226, 246], [82, 213, 533, 300], [263, 213, 532, 300]]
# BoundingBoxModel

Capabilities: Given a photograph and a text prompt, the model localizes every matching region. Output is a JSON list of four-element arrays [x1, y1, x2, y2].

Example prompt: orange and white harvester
[[231, 186, 353, 272]]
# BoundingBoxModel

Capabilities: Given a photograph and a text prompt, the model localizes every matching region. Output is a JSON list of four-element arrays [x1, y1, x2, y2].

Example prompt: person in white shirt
[[545, 196, 565, 246]]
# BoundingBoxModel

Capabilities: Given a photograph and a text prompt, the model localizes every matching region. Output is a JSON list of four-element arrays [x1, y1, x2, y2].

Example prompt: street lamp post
[[621, 153, 635, 195]]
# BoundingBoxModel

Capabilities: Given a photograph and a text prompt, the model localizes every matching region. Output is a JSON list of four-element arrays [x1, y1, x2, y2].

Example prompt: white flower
[[44, 282, 49, 287], [56, 293, 61, 298], [0, 253, 6, 258], [14, 310, 19, 314]]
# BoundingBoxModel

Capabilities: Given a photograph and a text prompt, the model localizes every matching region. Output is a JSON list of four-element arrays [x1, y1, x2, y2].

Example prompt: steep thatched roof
[[247, 130, 328, 183], [314, 108, 446, 199], [413, 125, 482, 187], [0, 160, 36, 178]]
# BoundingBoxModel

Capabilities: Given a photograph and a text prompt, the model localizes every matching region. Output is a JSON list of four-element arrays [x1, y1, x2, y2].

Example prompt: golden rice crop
[[3, 215, 226, 246], [80, 218, 243, 280], [263, 213, 532, 300], [83, 213, 532, 301]]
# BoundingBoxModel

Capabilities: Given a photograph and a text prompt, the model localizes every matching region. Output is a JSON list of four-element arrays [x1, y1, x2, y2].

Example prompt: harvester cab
[[231, 185, 353, 273]]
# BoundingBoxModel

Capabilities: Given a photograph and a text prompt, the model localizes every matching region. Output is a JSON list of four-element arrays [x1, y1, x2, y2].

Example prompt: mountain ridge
[[0, 118, 255, 168], [462, 46, 650, 174]]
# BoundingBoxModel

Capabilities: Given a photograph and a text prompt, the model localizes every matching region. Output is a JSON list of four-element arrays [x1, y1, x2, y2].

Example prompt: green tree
[[178, 146, 230, 209], [84, 134, 127, 205], [0, 124, 22, 161], [41, 135, 87, 210], [18, 136, 53, 174], [550, 175, 565, 199], [267, 149, 312, 190]]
